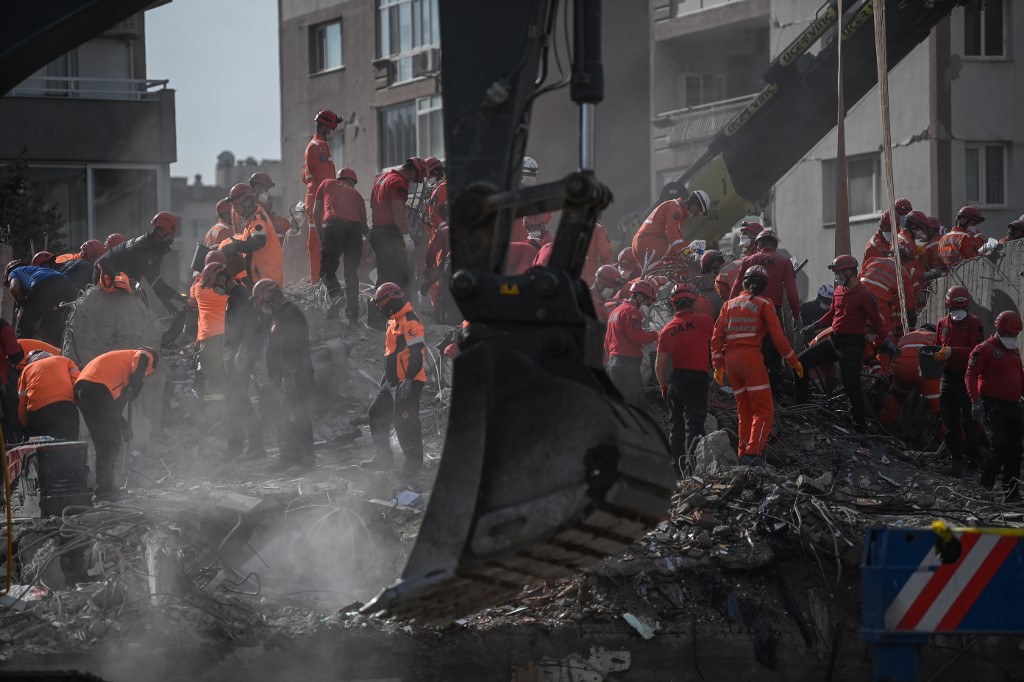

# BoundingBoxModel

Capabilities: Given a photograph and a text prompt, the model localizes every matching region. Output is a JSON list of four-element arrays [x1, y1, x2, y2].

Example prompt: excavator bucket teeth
[[361, 340, 673, 624]]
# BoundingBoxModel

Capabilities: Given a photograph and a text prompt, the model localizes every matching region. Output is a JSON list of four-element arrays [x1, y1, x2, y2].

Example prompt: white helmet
[[522, 156, 539, 176], [687, 190, 710, 215]]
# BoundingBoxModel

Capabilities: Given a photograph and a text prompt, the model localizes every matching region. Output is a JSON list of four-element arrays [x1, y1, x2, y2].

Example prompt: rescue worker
[[712, 265, 803, 464], [0, 318, 24, 443], [104, 233, 126, 251], [191, 260, 229, 397], [800, 285, 834, 337], [700, 249, 725, 278], [1000, 215, 1024, 244], [510, 157, 554, 243], [921, 217, 942, 270], [206, 263, 265, 460], [580, 221, 614, 286], [252, 279, 314, 471], [361, 283, 427, 476], [18, 350, 80, 441], [656, 282, 713, 472], [591, 264, 624, 323], [735, 221, 761, 258], [938, 205, 986, 268], [204, 199, 235, 247], [698, 249, 726, 317], [31, 251, 57, 269], [798, 255, 899, 433], [968, 311, 1024, 498], [93, 211, 181, 306], [604, 280, 659, 406], [617, 247, 640, 282], [930, 286, 985, 476], [878, 324, 941, 431], [75, 348, 157, 501], [422, 221, 454, 323], [56, 240, 105, 265], [423, 157, 448, 240], [224, 183, 284, 286], [631, 189, 709, 266], [894, 197, 913, 223], [862, 210, 895, 267], [312, 166, 367, 322], [728, 228, 801, 390], [303, 109, 342, 283], [15, 339, 59, 368], [249, 172, 290, 245], [370, 157, 428, 293], [4, 261, 77, 345], [54, 240, 105, 291], [858, 253, 918, 336]]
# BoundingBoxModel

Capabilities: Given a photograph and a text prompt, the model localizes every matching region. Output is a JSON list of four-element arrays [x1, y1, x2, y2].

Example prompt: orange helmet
[[80, 240, 106, 262], [100, 272, 133, 294], [215, 198, 233, 218], [628, 279, 657, 301], [670, 282, 698, 307], [249, 172, 275, 189], [200, 262, 227, 289], [31, 251, 55, 267], [373, 282, 405, 308], [228, 183, 254, 204], [151, 211, 179, 237], [700, 249, 724, 273], [595, 264, 623, 289]]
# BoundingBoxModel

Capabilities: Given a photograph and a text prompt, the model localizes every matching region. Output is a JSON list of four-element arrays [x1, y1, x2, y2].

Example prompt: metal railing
[[7, 76, 170, 101], [654, 93, 757, 146]]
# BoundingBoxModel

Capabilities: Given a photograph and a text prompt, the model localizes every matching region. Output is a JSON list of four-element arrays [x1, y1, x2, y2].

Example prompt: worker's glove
[[923, 269, 942, 282], [972, 402, 985, 424], [713, 367, 725, 387], [792, 361, 805, 379], [932, 346, 951, 362], [120, 417, 133, 442], [800, 323, 820, 339], [882, 339, 901, 357], [403, 234, 415, 252]]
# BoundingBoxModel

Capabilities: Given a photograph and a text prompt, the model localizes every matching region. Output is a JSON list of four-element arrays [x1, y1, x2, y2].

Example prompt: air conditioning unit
[[412, 48, 441, 78]]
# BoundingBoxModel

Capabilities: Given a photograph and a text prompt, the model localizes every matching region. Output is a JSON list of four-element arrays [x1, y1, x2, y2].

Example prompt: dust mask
[[520, 175, 537, 187], [260, 303, 274, 315], [528, 230, 542, 240], [1000, 336, 1019, 350], [739, 236, 751, 248], [258, 192, 270, 204], [950, 309, 967, 322]]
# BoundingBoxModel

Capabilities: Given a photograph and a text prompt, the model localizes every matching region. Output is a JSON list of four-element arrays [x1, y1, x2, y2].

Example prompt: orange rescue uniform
[[632, 199, 688, 264], [243, 206, 284, 285], [879, 329, 941, 425], [938, 228, 985, 268], [714, 261, 741, 301], [204, 220, 234, 248], [711, 292, 798, 457], [302, 133, 336, 283], [16, 339, 61, 370], [77, 349, 156, 401], [385, 302, 427, 383], [189, 279, 228, 341], [17, 355, 79, 425], [581, 222, 614, 286]]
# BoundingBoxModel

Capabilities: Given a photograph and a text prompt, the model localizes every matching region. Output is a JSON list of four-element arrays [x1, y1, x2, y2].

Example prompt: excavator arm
[[669, 0, 963, 242], [361, 0, 674, 625]]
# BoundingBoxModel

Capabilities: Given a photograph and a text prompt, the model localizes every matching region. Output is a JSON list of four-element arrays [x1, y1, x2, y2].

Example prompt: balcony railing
[[7, 77, 170, 101], [654, 93, 757, 147]]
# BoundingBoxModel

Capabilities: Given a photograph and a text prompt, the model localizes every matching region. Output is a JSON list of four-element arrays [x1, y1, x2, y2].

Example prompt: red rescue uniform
[[712, 292, 798, 456], [315, 178, 367, 224], [302, 133, 336, 283], [370, 170, 409, 226], [858, 257, 916, 333], [815, 282, 889, 339], [204, 220, 233, 248], [727, 248, 800, 315], [938, 227, 985, 268], [936, 313, 985, 374], [507, 240, 543, 275], [658, 310, 713, 372], [581, 222, 613, 286], [967, 337, 1024, 403], [425, 180, 448, 238], [715, 261, 741, 301], [879, 329, 940, 425], [605, 300, 658, 359], [632, 199, 688, 265], [862, 230, 892, 267], [510, 213, 554, 243]]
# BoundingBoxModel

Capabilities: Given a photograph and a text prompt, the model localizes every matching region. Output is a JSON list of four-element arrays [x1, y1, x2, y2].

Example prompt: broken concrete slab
[[692, 430, 738, 476]]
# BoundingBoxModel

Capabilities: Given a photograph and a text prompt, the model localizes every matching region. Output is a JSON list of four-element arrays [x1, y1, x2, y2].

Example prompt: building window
[[964, 0, 1004, 57], [674, 73, 724, 109], [311, 20, 343, 73], [965, 143, 1007, 206], [379, 97, 445, 169], [378, 0, 440, 84], [821, 154, 883, 227]]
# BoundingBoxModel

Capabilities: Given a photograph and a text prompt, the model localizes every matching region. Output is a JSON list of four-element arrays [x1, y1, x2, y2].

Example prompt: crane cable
[[873, 0, 910, 334]]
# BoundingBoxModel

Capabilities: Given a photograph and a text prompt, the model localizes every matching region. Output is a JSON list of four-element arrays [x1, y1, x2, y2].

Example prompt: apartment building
[[652, 0, 1023, 299], [0, 12, 176, 252]]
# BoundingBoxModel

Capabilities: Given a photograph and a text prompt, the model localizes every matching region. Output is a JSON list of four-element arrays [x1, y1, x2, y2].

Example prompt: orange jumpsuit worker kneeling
[[711, 265, 803, 465]]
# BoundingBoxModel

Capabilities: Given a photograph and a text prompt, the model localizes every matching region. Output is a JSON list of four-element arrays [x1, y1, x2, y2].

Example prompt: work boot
[[93, 485, 129, 503], [400, 456, 423, 478], [361, 437, 394, 470]]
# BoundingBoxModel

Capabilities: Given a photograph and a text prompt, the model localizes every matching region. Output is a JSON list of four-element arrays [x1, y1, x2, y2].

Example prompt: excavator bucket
[[361, 323, 673, 624]]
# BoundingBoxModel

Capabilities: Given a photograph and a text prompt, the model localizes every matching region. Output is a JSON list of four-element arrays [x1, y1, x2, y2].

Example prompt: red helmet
[[828, 254, 859, 272], [151, 211, 179, 237], [700, 249, 724, 273], [424, 156, 444, 177], [995, 311, 1023, 336], [754, 228, 779, 247], [742, 264, 770, 286], [248, 172, 275, 189], [315, 109, 342, 130], [251, 278, 281, 306], [336, 167, 358, 184], [628, 279, 657, 301], [895, 198, 913, 215], [617, 247, 638, 268], [228, 183, 254, 204], [957, 205, 984, 225], [879, 210, 891, 231], [31, 251, 55, 267], [104, 233, 126, 250], [204, 249, 227, 266], [80, 239, 105, 262], [200, 262, 227, 289], [670, 282, 698, 306], [740, 221, 762, 236], [216, 198, 233, 217], [903, 210, 929, 232], [595, 264, 623, 289], [405, 157, 430, 183], [4, 260, 24, 286], [945, 285, 970, 310], [373, 282, 405, 308]]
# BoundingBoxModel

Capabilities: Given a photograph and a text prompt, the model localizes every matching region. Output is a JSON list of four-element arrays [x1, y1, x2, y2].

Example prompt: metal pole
[[579, 103, 595, 171]]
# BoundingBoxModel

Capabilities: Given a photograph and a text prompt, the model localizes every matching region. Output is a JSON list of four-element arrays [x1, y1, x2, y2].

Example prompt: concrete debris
[[622, 612, 659, 639], [692, 430, 737, 476]]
